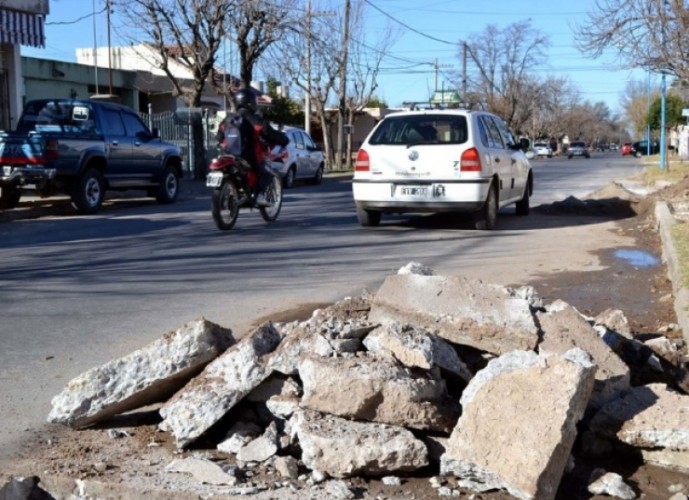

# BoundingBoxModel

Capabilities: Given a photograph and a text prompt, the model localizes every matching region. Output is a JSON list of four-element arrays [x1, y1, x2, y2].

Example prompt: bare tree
[[620, 79, 657, 137], [228, 0, 297, 89], [575, 0, 689, 79], [464, 20, 549, 133], [121, 0, 234, 178]]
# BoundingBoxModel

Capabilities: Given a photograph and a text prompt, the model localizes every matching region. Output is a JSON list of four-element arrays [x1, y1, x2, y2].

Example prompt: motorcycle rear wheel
[[259, 173, 283, 222], [212, 180, 240, 230]]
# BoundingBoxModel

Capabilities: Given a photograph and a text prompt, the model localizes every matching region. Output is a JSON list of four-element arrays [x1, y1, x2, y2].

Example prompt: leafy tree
[[262, 78, 303, 126], [647, 93, 686, 131], [365, 97, 388, 109]]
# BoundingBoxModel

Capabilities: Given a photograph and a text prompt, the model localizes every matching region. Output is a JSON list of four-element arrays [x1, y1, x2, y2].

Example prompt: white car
[[269, 126, 325, 188], [533, 142, 553, 158], [352, 109, 533, 229]]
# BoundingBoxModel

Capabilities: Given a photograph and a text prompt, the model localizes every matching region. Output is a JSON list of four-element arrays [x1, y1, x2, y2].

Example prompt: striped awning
[[0, 9, 45, 48]]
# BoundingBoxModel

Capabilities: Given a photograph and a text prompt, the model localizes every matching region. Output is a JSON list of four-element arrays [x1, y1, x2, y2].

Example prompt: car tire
[[71, 168, 105, 214], [634, 151, 642, 158], [283, 167, 296, 189], [585, 154, 590, 159], [156, 164, 180, 204], [0, 184, 22, 209], [474, 184, 497, 230], [309, 164, 324, 185], [515, 182, 530, 216], [356, 207, 381, 227], [567, 155, 573, 159]]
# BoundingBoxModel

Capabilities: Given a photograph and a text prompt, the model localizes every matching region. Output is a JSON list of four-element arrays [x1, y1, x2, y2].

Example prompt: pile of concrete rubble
[[39, 263, 689, 499]]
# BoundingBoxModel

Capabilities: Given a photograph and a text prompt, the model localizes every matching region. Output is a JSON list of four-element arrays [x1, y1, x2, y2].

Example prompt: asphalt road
[[0, 152, 646, 464]]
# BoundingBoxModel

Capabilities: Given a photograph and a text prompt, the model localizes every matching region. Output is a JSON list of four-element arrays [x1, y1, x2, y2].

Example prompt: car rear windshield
[[570, 142, 585, 147], [17, 100, 99, 135], [368, 114, 468, 146]]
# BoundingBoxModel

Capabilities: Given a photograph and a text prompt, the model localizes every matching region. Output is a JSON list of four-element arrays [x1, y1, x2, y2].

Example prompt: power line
[[362, 0, 456, 45], [46, 6, 107, 25]]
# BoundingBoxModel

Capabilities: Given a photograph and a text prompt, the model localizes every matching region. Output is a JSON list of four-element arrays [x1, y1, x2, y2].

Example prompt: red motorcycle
[[206, 154, 283, 231]]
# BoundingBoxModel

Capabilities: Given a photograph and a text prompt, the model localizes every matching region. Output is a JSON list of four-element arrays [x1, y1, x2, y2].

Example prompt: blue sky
[[23, 0, 655, 115]]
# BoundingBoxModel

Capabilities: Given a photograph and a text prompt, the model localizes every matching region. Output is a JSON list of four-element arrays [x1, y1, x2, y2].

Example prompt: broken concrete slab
[[290, 409, 428, 478], [159, 323, 281, 448], [236, 422, 278, 463], [538, 301, 630, 409], [48, 318, 235, 428], [588, 469, 635, 500], [594, 308, 633, 339], [441, 348, 596, 500], [589, 383, 689, 452], [165, 457, 237, 486], [217, 421, 263, 455], [368, 274, 539, 355], [363, 322, 472, 381], [299, 354, 458, 432]]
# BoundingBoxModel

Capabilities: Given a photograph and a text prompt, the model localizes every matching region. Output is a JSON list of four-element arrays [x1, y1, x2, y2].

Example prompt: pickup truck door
[[100, 108, 133, 181], [121, 111, 160, 178]]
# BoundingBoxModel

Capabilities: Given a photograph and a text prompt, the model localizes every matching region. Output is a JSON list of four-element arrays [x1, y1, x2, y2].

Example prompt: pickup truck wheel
[[71, 168, 105, 214], [0, 184, 21, 209], [156, 165, 179, 204]]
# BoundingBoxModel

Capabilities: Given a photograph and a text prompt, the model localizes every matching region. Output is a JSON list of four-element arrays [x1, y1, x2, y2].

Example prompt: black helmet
[[234, 88, 257, 112]]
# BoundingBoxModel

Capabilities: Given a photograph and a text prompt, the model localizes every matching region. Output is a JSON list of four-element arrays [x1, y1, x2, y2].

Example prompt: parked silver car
[[269, 126, 325, 188]]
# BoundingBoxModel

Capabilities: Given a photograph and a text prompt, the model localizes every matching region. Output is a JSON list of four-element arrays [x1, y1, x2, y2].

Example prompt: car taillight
[[355, 149, 370, 172], [44, 139, 59, 162], [460, 147, 481, 172]]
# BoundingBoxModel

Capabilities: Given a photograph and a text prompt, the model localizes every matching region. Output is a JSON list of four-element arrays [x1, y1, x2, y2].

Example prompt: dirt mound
[[633, 175, 689, 219], [535, 181, 642, 218]]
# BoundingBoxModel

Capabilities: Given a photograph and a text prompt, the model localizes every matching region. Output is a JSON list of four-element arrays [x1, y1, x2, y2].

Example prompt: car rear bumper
[[0, 165, 57, 185], [352, 178, 489, 213]]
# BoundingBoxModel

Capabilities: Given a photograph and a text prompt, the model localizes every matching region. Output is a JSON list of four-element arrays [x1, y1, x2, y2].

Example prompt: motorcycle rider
[[216, 88, 288, 206]]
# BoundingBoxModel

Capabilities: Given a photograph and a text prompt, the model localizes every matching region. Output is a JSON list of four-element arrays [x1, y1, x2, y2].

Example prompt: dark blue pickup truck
[[0, 99, 183, 214]]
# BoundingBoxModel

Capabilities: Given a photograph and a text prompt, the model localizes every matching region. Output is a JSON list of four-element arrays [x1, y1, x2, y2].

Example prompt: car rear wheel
[[516, 182, 530, 216], [309, 164, 324, 185], [71, 168, 105, 214], [474, 184, 497, 230], [283, 167, 296, 189], [356, 207, 381, 227], [0, 184, 21, 209]]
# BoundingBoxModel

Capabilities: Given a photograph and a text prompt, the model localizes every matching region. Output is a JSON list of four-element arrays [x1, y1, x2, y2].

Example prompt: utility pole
[[336, 0, 350, 169], [107, 0, 113, 95], [462, 42, 468, 103], [305, 0, 312, 135], [92, 0, 99, 94]]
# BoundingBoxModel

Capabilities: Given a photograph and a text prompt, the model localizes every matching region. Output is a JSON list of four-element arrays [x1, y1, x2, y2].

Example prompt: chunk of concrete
[[237, 421, 279, 463], [48, 318, 235, 428], [368, 274, 539, 355], [159, 323, 281, 448], [165, 457, 237, 486], [594, 308, 632, 339], [589, 383, 689, 451], [299, 354, 458, 432], [538, 302, 630, 409], [588, 469, 635, 500], [217, 421, 263, 455], [290, 409, 428, 478], [363, 323, 472, 381], [440, 349, 596, 500]]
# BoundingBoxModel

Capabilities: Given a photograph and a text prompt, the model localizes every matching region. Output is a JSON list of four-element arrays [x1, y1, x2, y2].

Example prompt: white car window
[[368, 115, 468, 145], [493, 116, 517, 148], [292, 130, 305, 150], [479, 115, 505, 149]]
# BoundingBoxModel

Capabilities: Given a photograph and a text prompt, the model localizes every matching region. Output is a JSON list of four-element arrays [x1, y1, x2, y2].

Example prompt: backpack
[[221, 114, 244, 156]]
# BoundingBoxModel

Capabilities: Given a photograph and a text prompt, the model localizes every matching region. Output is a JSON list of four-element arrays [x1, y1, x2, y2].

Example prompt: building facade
[[0, 0, 48, 129]]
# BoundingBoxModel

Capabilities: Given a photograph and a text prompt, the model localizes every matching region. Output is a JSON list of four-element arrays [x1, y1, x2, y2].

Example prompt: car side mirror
[[518, 138, 530, 151], [151, 128, 160, 139]]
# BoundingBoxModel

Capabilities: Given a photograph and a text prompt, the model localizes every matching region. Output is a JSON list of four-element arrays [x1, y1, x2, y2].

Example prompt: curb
[[655, 201, 689, 343]]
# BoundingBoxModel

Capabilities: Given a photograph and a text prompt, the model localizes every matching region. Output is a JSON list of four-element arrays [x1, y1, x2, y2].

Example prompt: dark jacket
[[216, 108, 288, 169]]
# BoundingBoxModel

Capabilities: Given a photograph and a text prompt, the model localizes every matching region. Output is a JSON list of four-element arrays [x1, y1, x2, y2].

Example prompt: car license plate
[[399, 186, 428, 197], [206, 172, 224, 188]]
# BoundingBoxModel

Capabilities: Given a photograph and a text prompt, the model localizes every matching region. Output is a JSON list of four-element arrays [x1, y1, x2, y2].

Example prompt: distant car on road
[[631, 140, 660, 157], [269, 126, 325, 188], [567, 141, 590, 159], [621, 142, 633, 156], [533, 142, 553, 158]]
